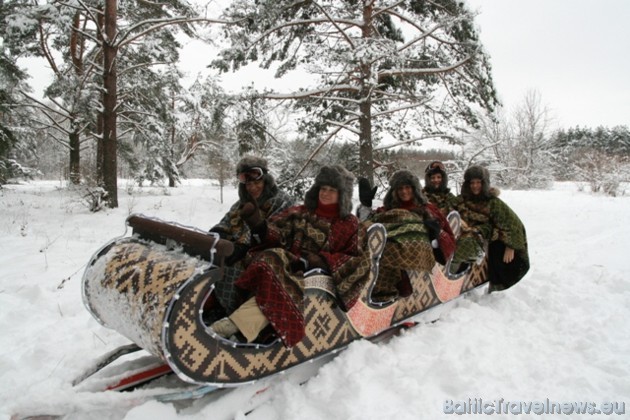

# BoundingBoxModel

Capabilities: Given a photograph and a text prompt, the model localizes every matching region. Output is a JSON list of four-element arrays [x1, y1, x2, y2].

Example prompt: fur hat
[[235, 155, 278, 203], [304, 165, 355, 217], [383, 169, 428, 209], [462, 165, 498, 200], [424, 161, 450, 193]]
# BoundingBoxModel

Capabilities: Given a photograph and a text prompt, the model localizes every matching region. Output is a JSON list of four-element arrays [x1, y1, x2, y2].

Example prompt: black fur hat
[[424, 161, 449, 193], [235, 155, 278, 202], [462, 165, 496, 200], [383, 169, 427, 209], [304, 165, 355, 217]]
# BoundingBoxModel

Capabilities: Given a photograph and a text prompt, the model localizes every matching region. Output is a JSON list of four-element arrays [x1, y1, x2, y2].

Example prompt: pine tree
[[213, 0, 498, 182], [2, 0, 219, 206]]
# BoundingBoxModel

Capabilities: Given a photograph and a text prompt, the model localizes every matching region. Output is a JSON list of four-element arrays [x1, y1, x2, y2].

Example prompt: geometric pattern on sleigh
[[81, 213, 488, 387]]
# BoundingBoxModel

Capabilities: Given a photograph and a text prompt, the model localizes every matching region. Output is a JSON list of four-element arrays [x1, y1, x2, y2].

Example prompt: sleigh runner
[[82, 213, 487, 387]]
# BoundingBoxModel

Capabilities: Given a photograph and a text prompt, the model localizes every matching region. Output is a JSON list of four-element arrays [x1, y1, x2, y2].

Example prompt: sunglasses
[[238, 167, 265, 184], [425, 161, 445, 173]]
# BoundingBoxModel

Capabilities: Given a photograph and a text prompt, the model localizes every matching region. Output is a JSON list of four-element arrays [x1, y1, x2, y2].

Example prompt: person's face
[[319, 185, 339, 205], [397, 185, 414, 202], [469, 179, 483, 195], [245, 179, 264, 199], [429, 173, 442, 189]]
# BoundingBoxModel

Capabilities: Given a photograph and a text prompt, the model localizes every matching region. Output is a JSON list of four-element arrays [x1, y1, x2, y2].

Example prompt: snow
[[1, 179, 629, 419]]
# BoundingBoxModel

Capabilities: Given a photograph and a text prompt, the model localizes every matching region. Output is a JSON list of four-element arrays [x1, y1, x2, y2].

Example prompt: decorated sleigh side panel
[[82, 237, 216, 357], [163, 274, 364, 385]]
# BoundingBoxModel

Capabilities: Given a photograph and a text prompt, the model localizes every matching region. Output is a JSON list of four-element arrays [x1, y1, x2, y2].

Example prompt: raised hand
[[239, 201, 262, 228], [358, 177, 378, 207], [423, 218, 441, 241]]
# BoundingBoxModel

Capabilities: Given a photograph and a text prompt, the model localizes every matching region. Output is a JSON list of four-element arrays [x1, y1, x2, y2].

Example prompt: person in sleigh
[[356, 170, 455, 302], [211, 165, 371, 346], [208, 155, 295, 314], [422, 160, 458, 217], [453, 165, 530, 292]]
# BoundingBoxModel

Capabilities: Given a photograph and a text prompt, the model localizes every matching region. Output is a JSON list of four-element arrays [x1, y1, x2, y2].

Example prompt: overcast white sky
[[465, 0, 630, 128]]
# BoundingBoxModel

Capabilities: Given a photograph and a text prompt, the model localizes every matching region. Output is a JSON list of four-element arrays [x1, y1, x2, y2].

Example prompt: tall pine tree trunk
[[358, 2, 375, 184], [168, 92, 176, 187], [68, 130, 81, 184], [102, 0, 118, 207], [96, 9, 104, 187], [68, 13, 83, 185]]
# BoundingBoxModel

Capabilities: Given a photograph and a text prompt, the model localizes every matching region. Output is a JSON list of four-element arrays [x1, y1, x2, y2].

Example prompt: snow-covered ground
[[1, 179, 629, 420]]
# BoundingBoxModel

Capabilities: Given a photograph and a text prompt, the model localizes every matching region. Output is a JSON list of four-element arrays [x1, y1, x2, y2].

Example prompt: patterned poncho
[[366, 203, 455, 301], [234, 205, 371, 347], [210, 189, 295, 247], [454, 191, 529, 283], [423, 189, 458, 217], [209, 189, 295, 313]]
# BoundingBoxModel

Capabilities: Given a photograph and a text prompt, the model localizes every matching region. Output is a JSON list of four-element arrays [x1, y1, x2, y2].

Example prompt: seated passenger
[[208, 156, 294, 313], [453, 166, 529, 291], [422, 161, 458, 217], [211, 165, 371, 346], [358, 170, 455, 302]]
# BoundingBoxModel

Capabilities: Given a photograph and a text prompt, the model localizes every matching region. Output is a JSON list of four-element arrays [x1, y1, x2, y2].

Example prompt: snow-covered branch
[[259, 84, 360, 100], [117, 17, 239, 48], [377, 56, 472, 79], [374, 134, 455, 150], [247, 17, 362, 51], [325, 118, 361, 135]]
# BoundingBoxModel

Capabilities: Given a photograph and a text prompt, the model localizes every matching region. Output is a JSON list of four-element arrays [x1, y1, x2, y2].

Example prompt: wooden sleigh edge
[[127, 213, 234, 264]]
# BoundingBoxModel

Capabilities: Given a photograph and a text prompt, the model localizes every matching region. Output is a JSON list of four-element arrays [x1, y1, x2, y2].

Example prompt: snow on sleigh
[[80, 212, 488, 394]]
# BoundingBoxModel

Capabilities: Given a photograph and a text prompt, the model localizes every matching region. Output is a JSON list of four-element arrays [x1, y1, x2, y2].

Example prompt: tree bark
[[96, 9, 104, 187], [68, 130, 81, 184], [358, 2, 374, 184], [102, 0, 118, 207], [68, 12, 83, 185]]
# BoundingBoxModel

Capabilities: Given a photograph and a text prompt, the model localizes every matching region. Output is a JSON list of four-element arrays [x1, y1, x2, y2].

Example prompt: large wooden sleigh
[[82, 213, 487, 387]]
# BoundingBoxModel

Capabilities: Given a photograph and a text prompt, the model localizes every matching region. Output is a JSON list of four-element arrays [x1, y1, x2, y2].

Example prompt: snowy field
[[1, 179, 629, 420]]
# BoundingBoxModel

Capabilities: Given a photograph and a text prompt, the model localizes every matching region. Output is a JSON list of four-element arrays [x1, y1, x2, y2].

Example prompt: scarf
[[315, 201, 340, 220]]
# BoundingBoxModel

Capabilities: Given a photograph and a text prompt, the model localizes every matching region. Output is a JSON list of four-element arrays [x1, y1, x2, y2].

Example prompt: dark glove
[[290, 257, 308, 273], [423, 218, 441, 242], [208, 227, 227, 240], [358, 177, 377, 207], [239, 202, 263, 228], [303, 251, 329, 271], [240, 201, 267, 241], [224, 243, 248, 266]]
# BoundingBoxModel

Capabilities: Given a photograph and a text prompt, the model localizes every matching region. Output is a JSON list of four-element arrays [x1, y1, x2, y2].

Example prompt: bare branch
[[312, 2, 355, 48], [291, 125, 345, 180]]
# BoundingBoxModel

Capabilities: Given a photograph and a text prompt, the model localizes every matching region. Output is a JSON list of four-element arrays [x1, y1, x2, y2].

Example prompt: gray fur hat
[[235, 155, 278, 202], [304, 165, 355, 217], [424, 161, 450, 193], [383, 169, 428, 209], [462, 165, 495, 200]]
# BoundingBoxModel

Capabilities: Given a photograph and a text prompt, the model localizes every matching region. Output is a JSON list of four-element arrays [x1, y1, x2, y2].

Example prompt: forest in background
[[2, 0, 629, 205]]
